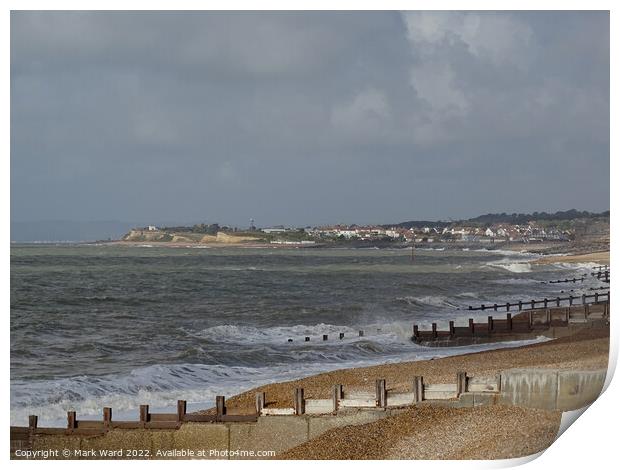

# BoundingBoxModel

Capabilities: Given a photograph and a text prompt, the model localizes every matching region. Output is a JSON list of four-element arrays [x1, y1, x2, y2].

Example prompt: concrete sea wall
[[499, 368, 607, 411]]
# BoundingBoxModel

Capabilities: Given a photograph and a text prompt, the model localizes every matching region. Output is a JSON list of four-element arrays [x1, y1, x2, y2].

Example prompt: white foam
[[473, 248, 539, 258], [457, 291, 479, 298], [484, 254, 536, 273], [186, 323, 367, 345], [551, 262, 602, 271], [490, 277, 540, 285], [10, 336, 550, 427], [396, 295, 459, 309]]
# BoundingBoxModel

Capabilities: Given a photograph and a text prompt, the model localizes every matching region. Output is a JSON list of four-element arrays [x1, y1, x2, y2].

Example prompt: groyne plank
[[387, 392, 415, 406], [467, 377, 499, 393], [424, 383, 457, 400], [304, 399, 334, 414], [339, 398, 376, 408], [261, 408, 296, 416]]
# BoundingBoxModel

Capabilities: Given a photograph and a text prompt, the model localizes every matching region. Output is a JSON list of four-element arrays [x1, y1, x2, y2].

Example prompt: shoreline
[[11, 249, 610, 459], [44, 239, 611, 259], [211, 326, 608, 415], [194, 249, 609, 415], [532, 251, 610, 265]]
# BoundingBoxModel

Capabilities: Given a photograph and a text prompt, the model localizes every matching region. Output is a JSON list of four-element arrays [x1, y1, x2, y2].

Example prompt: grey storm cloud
[[11, 11, 609, 227]]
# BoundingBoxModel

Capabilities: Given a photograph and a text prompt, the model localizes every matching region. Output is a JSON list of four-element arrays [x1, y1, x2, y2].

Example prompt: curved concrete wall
[[499, 369, 606, 411]]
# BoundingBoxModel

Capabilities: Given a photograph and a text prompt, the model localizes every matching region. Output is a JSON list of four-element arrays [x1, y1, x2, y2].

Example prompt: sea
[[10, 243, 605, 426]]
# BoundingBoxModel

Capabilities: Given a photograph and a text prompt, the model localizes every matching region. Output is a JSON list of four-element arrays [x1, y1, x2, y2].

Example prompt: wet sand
[[534, 251, 609, 265]]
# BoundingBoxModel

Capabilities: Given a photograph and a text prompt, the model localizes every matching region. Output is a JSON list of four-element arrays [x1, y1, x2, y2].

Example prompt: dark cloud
[[11, 11, 609, 227]]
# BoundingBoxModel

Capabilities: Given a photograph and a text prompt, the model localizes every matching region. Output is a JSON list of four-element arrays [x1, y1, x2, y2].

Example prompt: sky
[[10, 11, 610, 229]]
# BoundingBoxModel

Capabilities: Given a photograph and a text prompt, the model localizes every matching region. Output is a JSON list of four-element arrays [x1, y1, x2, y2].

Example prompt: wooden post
[[103, 407, 112, 427], [28, 415, 38, 430], [413, 325, 419, 339], [255, 392, 266, 414], [176, 400, 186, 422], [506, 313, 512, 331], [569, 295, 573, 306], [582, 294, 586, 305], [518, 300, 522, 311], [333, 384, 343, 411], [456, 372, 467, 396], [584, 303, 590, 318], [139, 405, 149, 424], [556, 297, 561, 307], [375, 379, 387, 407], [487, 316, 493, 334], [323, 334, 328, 341], [595, 292, 599, 304], [469, 318, 474, 336], [565, 307, 570, 324], [449, 320, 455, 337], [531, 300, 535, 309], [493, 304, 498, 311], [506, 302, 510, 312], [546, 308, 551, 325], [413, 376, 424, 403], [216, 396, 226, 418], [294, 388, 305, 415], [67, 411, 77, 429], [543, 298, 548, 308], [432, 323, 437, 339], [528, 311, 533, 329]]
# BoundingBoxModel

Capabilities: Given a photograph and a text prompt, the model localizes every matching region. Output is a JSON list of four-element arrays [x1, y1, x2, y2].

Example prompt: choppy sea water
[[10, 244, 604, 425]]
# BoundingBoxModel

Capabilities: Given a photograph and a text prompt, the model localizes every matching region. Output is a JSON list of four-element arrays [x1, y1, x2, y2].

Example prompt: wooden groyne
[[592, 265, 609, 271], [9, 371, 489, 450], [544, 276, 586, 284], [413, 298, 609, 347], [591, 270, 610, 281], [465, 291, 609, 312]]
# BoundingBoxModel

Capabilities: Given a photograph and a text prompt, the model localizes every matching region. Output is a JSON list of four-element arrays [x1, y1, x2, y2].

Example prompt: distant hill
[[467, 210, 609, 225], [386, 220, 452, 229], [389, 209, 609, 229]]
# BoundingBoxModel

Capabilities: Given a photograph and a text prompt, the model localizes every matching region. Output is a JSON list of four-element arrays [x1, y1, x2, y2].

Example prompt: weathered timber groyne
[[11, 367, 607, 459], [465, 291, 609, 312], [413, 299, 609, 347]]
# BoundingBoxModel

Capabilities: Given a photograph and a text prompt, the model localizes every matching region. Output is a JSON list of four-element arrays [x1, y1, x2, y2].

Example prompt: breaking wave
[[11, 337, 550, 427]]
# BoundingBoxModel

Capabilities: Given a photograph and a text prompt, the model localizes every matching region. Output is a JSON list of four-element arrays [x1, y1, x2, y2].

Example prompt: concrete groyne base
[[13, 367, 606, 460]]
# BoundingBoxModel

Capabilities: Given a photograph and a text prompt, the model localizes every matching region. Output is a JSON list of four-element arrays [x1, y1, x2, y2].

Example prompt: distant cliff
[[122, 229, 261, 244], [122, 229, 174, 242]]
